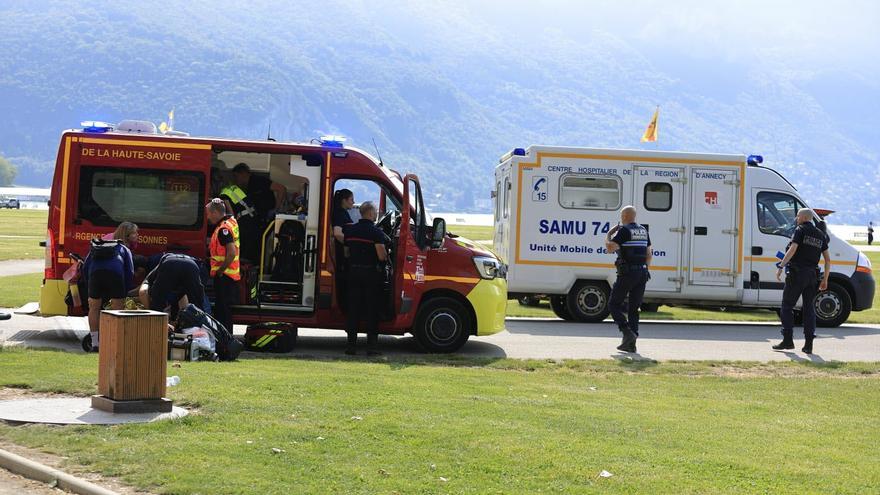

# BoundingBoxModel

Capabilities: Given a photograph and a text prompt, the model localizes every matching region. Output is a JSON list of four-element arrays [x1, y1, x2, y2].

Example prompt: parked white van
[[493, 146, 874, 327]]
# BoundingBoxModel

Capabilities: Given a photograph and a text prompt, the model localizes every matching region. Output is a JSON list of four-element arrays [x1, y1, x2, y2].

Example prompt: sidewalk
[[0, 259, 43, 277]]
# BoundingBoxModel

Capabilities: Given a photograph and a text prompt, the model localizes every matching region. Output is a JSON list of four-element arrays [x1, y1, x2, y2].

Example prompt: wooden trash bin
[[91, 310, 172, 413]]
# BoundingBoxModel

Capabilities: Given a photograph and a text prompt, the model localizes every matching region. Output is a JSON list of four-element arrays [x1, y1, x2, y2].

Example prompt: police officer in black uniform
[[605, 205, 652, 353], [342, 201, 390, 356], [773, 208, 831, 354]]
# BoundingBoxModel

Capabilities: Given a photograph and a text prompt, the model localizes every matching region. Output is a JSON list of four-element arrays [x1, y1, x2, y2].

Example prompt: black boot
[[366, 333, 381, 356], [617, 328, 637, 353], [802, 335, 814, 354], [772, 330, 795, 350]]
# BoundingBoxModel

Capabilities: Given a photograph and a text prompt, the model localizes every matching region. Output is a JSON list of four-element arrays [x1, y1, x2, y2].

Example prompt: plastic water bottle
[[166, 375, 181, 387]]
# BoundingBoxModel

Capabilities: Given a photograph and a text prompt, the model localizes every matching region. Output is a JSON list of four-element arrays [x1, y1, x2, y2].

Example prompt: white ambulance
[[493, 146, 874, 327]]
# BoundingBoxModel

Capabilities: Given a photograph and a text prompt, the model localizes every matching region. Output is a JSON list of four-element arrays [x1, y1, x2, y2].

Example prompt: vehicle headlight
[[473, 256, 502, 280]]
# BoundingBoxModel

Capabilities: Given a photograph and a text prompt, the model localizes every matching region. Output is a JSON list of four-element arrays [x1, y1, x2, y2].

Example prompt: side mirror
[[430, 217, 446, 249]]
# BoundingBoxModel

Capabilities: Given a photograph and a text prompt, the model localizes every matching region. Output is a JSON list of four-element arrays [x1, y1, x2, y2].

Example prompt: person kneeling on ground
[[138, 253, 209, 321]]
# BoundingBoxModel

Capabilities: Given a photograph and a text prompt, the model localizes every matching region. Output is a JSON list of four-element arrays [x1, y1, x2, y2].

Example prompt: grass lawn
[[0, 349, 878, 494], [447, 224, 493, 241], [0, 209, 47, 261], [0, 273, 42, 308]]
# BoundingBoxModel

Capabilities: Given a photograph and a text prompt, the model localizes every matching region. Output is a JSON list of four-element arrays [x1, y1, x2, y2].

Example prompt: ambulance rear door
[[688, 168, 739, 287], [493, 164, 512, 263], [633, 165, 685, 292]]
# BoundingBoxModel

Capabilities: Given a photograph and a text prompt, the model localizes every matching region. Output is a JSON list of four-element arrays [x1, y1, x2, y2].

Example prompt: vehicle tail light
[[44, 227, 56, 279]]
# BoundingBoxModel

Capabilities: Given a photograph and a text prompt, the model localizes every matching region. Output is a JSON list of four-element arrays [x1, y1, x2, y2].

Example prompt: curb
[[0, 447, 119, 495]]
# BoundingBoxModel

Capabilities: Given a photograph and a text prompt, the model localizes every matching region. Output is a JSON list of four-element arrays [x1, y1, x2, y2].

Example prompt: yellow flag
[[641, 107, 659, 143]]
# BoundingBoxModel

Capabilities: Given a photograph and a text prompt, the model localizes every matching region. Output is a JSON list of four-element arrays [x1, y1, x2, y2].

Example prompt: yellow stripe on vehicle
[[424, 275, 481, 284], [745, 256, 857, 267], [59, 136, 72, 241], [78, 137, 211, 150], [321, 151, 332, 265]]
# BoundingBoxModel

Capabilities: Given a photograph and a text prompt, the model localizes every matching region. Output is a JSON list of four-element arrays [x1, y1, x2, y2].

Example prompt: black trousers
[[345, 266, 381, 347], [609, 269, 649, 335], [780, 266, 818, 338], [149, 257, 206, 315], [213, 275, 239, 335]]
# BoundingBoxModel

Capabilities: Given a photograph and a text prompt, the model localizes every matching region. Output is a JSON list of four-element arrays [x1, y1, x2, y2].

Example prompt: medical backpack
[[176, 303, 243, 361]]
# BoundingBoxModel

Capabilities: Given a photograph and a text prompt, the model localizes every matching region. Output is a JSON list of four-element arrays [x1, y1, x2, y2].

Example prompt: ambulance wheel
[[550, 295, 575, 321], [566, 281, 611, 323], [413, 297, 471, 353], [815, 282, 851, 328]]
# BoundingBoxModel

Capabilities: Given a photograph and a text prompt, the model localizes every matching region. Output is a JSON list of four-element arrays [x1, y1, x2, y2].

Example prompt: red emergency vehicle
[[39, 121, 506, 352]]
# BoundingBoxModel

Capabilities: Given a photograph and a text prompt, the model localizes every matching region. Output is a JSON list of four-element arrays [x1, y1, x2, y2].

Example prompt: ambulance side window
[[756, 191, 804, 237], [77, 166, 205, 229], [502, 177, 510, 218], [644, 182, 672, 212], [558, 174, 621, 210]]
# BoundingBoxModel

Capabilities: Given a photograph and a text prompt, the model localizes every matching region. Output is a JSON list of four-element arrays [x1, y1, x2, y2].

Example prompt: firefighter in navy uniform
[[605, 205, 652, 353], [773, 208, 831, 354], [205, 198, 241, 335], [342, 201, 390, 356]]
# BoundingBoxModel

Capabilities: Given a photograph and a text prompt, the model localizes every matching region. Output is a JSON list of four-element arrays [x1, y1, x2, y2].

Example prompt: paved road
[[1, 313, 877, 362], [0, 259, 43, 277]]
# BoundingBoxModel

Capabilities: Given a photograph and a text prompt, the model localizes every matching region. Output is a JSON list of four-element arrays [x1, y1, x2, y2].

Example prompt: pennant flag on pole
[[641, 106, 659, 143], [159, 108, 175, 134]]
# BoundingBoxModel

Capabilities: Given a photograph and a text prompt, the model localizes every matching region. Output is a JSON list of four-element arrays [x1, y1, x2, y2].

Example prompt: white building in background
[[0, 186, 50, 209]]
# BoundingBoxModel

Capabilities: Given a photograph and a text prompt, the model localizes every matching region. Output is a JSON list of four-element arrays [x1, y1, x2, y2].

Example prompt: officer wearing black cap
[[605, 205, 652, 353], [773, 208, 831, 354], [342, 201, 390, 356]]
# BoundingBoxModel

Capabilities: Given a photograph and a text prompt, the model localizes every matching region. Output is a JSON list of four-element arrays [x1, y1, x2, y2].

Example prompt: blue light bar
[[319, 135, 347, 148], [81, 121, 114, 133], [513, 148, 526, 156], [747, 154, 764, 166]]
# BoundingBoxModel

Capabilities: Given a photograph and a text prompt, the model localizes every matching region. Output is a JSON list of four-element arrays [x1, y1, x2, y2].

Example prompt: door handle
[[406, 255, 413, 262], [751, 246, 763, 255]]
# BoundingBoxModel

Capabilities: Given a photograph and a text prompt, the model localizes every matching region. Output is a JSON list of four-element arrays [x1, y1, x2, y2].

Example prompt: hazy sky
[[459, 0, 880, 78]]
